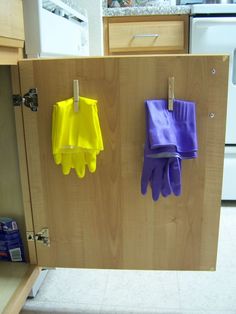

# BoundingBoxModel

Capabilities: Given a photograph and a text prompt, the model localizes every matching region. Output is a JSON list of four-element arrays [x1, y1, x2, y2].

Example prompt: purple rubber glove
[[141, 156, 167, 201], [141, 98, 197, 201], [141, 143, 182, 201], [146, 99, 198, 157], [161, 157, 182, 197]]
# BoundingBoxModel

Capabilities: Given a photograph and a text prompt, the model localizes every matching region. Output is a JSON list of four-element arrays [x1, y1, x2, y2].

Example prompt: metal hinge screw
[[27, 231, 35, 241], [209, 112, 215, 118]]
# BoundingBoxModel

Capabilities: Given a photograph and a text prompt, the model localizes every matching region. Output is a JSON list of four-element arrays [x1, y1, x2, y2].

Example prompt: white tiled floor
[[21, 205, 236, 314]]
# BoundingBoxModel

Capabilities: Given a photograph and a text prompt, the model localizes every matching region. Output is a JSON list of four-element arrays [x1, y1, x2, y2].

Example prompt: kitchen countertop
[[103, 5, 190, 16]]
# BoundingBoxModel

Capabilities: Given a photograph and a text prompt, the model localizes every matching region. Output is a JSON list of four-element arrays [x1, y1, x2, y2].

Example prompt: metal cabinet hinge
[[13, 88, 38, 112], [26, 228, 50, 247], [26, 231, 35, 242]]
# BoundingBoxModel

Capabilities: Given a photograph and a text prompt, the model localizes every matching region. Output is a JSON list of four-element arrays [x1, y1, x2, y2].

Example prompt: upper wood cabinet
[[103, 15, 189, 55], [0, 0, 25, 65]]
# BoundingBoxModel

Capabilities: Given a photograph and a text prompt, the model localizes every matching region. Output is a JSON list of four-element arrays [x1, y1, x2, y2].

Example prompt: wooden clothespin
[[73, 79, 79, 112], [168, 76, 174, 111]]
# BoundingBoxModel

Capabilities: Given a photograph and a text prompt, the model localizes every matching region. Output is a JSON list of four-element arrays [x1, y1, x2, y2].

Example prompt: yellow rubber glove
[[71, 152, 86, 178], [52, 97, 104, 177], [74, 150, 98, 177]]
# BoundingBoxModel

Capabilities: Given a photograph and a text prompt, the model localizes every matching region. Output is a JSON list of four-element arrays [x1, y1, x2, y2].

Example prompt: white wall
[[78, 0, 104, 56]]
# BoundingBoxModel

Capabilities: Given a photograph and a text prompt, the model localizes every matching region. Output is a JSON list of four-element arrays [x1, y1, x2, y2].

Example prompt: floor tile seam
[[99, 270, 112, 308], [178, 306, 236, 311], [176, 272, 182, 311], [99, 303, 182, 311]]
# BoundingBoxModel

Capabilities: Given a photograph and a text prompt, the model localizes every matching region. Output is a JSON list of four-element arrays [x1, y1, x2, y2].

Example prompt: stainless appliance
[[190, 4, 236, 200]]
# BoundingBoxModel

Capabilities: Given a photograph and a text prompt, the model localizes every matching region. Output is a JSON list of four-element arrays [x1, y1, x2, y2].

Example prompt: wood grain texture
[[109, 21, 184, 52], [0, 0, 24, 40], [0, 37, 24, 48], [103, 18, 110, 56], [0, 66, 31, 263], [0, 262, 40, 314], [11, 66, 38, 265], [19, 61, 48, 265], [0, 0, 24, 65], [0, 47, 23, 65], [19, 55, 228, 270], [103, 15, 189, 55]]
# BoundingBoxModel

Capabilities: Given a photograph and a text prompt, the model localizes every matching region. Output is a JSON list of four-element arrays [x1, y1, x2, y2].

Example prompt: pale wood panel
[[0, 37, 24, 48], [0, 66, 30, 262], [19, 55, 228, 270], [198, 55, 230, 269], [19, 61, 48, 265], [0, 262, 40, 314], [0, 0, 24, 40], [109, 21, 184, 52], [11, 66, 38, 265], [103, 17, 110, 55], [0, 47, 23, 65], [103, 15, 189, 55], [119, 55, 228, 270]]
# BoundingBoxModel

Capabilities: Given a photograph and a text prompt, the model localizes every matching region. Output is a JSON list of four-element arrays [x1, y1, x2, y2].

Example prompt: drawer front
[[109, 20, 185, 53]]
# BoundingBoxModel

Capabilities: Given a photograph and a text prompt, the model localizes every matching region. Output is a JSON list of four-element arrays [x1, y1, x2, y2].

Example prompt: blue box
[[0, 217, 25, 262]]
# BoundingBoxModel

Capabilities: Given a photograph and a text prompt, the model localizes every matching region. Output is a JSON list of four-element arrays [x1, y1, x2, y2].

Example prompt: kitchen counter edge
[[103, 5, 190, 16]]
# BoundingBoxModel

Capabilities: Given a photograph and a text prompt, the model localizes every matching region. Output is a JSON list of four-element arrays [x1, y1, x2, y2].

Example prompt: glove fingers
[[61, 153, 72, 175], [169, 158, 182, 196], [85, 151, 97, 173], [151, 165, 163, 201], [54, 153, 62, 165], [141, 161, 152, 195], [161, 161, 172, 197], [73, 153, 86, 178]]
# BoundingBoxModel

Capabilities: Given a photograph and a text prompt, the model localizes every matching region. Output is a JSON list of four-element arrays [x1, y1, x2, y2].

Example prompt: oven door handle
[[193, 17, 236, 28]]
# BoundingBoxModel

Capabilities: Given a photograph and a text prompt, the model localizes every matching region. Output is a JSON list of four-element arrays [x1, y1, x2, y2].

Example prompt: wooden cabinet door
[[18, 55, 228, 270]]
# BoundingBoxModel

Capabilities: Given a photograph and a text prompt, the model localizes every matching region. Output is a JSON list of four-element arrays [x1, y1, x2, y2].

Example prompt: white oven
[[190, 4, 236, 200]]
